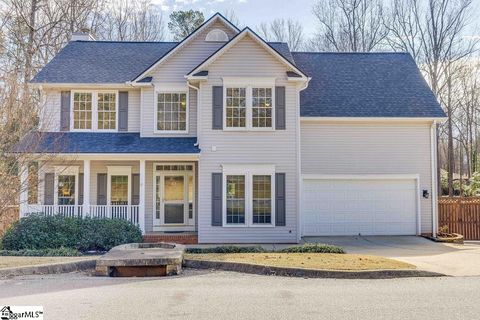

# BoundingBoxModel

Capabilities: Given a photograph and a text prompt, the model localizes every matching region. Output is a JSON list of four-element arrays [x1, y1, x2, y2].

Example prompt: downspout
[[187, 82, 200, 147], [431, 120, 438, 238], [296, 77, 311, 243]]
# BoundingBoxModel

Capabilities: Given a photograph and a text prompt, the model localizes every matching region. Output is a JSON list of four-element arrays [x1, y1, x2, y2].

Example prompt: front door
[[153, 163, 195, 230], [161, 174, 185, 224]]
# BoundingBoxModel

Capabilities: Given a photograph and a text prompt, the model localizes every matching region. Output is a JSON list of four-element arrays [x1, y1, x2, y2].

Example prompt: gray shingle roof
[[31, 41, 177, 84], [13, 132, 200, 154], [293, 52, 446, 118], [31, 40, 294, 84]]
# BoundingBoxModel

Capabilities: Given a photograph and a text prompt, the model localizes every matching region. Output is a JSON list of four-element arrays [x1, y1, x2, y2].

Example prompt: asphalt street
[[0, 270, 477, 320]]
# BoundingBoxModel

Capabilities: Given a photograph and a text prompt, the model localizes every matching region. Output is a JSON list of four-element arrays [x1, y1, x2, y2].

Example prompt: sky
[[152, 0, 480, 41], [152, 0, 318, 37]]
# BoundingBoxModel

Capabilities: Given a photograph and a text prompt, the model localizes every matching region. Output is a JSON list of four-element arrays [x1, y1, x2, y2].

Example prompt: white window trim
[[54, 166, 79, 206], [70, 90, 119, 132], [222, 80, 275, 132], [222, 164, 275, 228], [153, 87, 189, 134], [106, 166, 132, 206]]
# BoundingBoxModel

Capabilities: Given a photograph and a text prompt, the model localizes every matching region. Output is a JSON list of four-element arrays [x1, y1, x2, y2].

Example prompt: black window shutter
[[97, 173, 107, 205], [118, 91, 128, 131], [78, 173, 84, 205], [211, 173, 223, 226], [275, 173, 286, 226], [275, 86, 286, 130], [212, 86, 223, 129], [44, 173, 55, 205], [60, 91, 71, 131], [131, 173, 140, 205]]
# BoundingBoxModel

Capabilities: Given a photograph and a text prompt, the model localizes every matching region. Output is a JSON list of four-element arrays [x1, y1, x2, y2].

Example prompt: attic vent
[[205, 29, 229, 42]]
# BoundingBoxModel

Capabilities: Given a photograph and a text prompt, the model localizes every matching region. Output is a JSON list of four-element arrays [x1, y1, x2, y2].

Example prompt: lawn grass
[[0, 256, 100, 270], [185, 253, 415, 271]]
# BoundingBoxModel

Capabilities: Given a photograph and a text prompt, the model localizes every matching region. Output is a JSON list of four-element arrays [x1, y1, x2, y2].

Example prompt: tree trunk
[[24, 0, 38, 87]]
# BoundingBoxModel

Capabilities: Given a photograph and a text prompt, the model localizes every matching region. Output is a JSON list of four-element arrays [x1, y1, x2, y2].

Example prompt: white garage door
[[302, 178, 417, 236]]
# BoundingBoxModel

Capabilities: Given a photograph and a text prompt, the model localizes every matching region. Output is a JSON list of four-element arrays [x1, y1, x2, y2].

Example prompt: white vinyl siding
[[198, 35, 299, 243], [300, 121, 434, 234]]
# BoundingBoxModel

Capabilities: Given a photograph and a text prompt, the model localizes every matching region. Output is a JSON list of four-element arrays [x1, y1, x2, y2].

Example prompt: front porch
[[20, 158, 199, 235]]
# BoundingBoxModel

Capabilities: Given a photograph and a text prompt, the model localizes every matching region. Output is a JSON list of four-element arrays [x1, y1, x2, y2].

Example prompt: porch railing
[[24, 205, 139, 225], [25, 205, 84, 218], [88, 205, 140, 224]]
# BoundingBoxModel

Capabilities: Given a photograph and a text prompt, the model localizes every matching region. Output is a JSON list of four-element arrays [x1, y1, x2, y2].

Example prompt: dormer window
[[205, 29, 229, 42]]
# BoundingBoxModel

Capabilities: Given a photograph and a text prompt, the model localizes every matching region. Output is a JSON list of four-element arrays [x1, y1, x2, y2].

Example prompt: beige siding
[[300, 121, 434, 234], [128, 90, 141, 132], [140, 21, 235, 137], [38, 88, 141, 133], [40, 90, 61, 131], [197, 35, 299, 243], [150, 21, 236, 83]]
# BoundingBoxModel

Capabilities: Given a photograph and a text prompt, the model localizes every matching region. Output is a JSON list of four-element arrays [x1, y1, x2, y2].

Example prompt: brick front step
[[143, 233, 198, 245]]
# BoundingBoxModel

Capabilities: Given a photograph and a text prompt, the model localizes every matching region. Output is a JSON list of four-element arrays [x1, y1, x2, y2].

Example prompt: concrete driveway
[[303, 236, 480, 276]]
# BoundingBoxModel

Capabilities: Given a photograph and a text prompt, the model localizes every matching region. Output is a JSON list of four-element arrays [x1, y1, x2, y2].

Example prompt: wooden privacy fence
[[438, 197, 480, 240]]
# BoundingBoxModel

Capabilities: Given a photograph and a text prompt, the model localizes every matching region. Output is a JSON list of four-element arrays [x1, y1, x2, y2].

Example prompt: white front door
[[153, 164, 195, 230], [301, 178, 418, 236]]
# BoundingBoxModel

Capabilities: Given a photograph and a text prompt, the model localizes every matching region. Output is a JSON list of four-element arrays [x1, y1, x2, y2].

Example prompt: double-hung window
[[54, 166, 79, 206], [223, 165, 275, 227], [224, 81, 274, 130], [156, 92, 188, 132], [72, 91, 118, 131]]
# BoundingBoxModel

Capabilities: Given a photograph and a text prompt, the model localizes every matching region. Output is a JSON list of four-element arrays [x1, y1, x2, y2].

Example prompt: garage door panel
[[302, 179, 417, 236]]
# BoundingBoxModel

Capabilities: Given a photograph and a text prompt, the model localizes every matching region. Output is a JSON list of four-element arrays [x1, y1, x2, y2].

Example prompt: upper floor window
[[252, 88, 272, 128], [72, 91, 117, 131], [224, 86, 274, 130], [73, 92, 92, 130], [226, 88, 246, 128], [156, 92, 187, 132], [97, 93, 117, 130]]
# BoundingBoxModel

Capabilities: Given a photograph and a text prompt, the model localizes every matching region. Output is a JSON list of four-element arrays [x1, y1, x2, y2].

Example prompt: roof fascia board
[[15, 153, 201, 160], [132, 13, 239, 83], [300, 116, 447, 122], [187, 28, 308, 79], [31, 83, 133, 89]]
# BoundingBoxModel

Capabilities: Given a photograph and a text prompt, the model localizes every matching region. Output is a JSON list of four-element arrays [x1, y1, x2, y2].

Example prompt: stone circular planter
[[435, 233, 464, 244]]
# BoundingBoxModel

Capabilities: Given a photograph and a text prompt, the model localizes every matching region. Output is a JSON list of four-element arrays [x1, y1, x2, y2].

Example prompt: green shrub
[[1, 214, 142, 252], [0, 247, 82, 256], [279, 243, 345, 254], [186, 246, 266, 254]]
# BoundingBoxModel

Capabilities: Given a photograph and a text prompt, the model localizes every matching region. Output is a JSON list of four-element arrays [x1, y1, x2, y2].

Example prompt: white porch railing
[[25, 205, 84, 218], [24, 205, 139, 225], [88, 205, 140, 224]]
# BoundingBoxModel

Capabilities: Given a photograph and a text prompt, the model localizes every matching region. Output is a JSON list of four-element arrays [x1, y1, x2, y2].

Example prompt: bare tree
[[309, 0, 389, 52], [386, 0, 478, 196], [257, 18, 304, 51], [98, 0, 165, 41]]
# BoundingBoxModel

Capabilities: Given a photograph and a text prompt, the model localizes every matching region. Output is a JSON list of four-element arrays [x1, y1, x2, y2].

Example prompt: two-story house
[[15, 13, 446, 244]]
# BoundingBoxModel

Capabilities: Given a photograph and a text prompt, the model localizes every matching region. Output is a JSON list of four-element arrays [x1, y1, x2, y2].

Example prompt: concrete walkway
[[303, 236, 480, 276]]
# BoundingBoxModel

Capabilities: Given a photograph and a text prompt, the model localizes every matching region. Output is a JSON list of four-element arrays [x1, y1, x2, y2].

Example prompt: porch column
[[139, 159, 146, 234], [19, 162, 29, 217], [83, 159, 91, 216]]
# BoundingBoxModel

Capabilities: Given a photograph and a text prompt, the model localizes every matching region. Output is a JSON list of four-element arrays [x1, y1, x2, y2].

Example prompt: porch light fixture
[[423, 190, 429, 199]]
